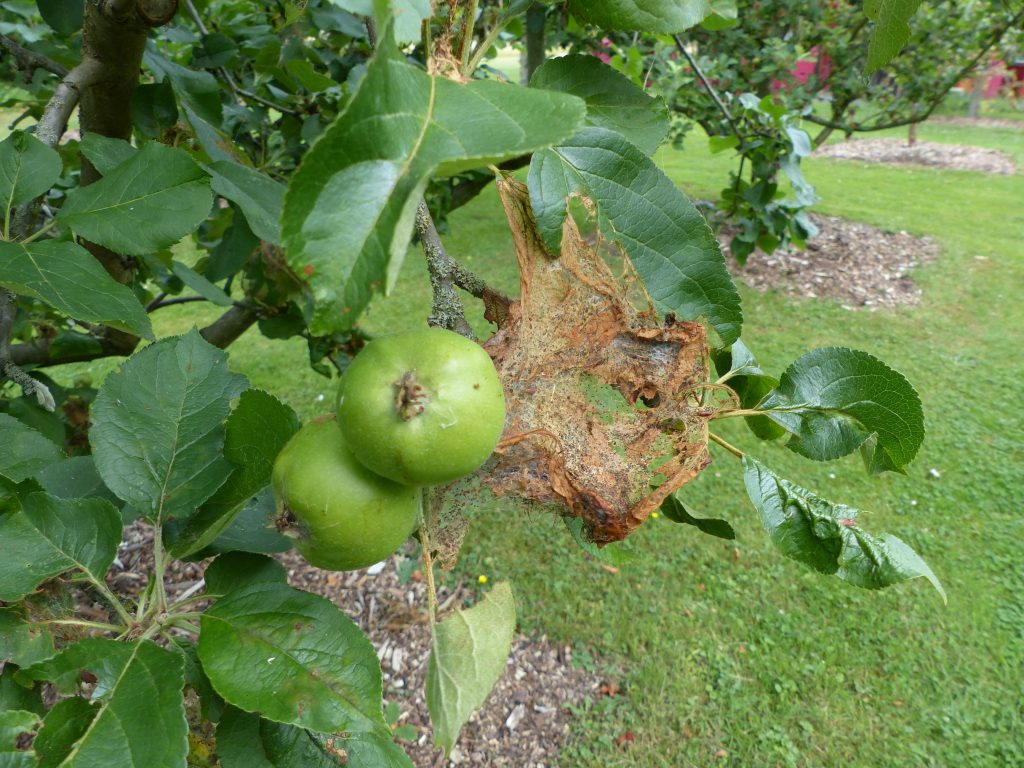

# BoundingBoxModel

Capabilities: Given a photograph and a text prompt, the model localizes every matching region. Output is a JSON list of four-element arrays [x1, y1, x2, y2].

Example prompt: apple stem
[[394, 371, 429, 421], [417, 489, 438, 626]]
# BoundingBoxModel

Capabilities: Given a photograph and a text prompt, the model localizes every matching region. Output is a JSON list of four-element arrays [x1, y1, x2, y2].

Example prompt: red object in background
[[772, 46, 831, 93], [959, 60, 1022, 99], [983, 65, 1006, 98], [1010, 61, 1024, 97]]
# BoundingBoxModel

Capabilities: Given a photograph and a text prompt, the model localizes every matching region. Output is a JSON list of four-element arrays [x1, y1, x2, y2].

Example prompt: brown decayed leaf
[[475, 177, 711, 545]]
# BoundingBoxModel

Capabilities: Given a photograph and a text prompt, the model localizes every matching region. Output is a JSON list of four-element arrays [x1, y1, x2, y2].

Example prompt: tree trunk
[[521, 3, 545, 84], [907, 122, 918, 146], [968, 72, 986, 118]]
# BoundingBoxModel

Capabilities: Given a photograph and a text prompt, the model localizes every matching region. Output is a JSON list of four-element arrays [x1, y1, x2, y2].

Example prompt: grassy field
[[12, 111, 1024, 765]]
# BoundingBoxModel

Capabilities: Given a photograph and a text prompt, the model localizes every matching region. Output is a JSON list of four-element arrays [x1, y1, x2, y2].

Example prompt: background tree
[[562, 0, 1023, 258]]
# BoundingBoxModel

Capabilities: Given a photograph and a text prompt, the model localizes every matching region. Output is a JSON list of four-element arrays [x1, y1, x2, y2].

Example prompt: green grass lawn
[[21, 116, 1024, 766]]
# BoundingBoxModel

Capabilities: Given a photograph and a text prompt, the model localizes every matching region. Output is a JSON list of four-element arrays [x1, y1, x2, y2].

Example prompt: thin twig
[[87, 574, 136, 627], [417, 490, 438, 626], [9, 109, 32, 130], [1, 359, 56, 411], [708, 431, 744, 459], [0, 33, 67, 77], [416, 201, 476, 339], [34, 61, 103, 148], [804, 6, 1024, 137], [180, 0, 299, 116], [673, 35, 744, 144], [40, 618, 125, 634], [146, 295, 210, 312], [145, 291, 168, 312], [466, 14, 510, 76], [458, 0, 480, 73]]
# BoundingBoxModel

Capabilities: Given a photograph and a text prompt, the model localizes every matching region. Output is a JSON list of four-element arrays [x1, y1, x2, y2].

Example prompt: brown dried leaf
[[477, 177, 711, 544]]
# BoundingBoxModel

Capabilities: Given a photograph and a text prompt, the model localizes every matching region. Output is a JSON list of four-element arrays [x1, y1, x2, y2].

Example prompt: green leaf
[[47, 331, 103, 360], [198, 583, 386, 733], [0, 709, 38, 765], [660, 494, 735, 539], [864, 0, 923, 72], [33, 698, 97, 768], [568, 0, 719, 32], [170, 639, 224, 723], [131, 81, 179, 139], [144, 48, 223, 127], [0, 492, 121, 602], [206, 161, 286, 245], [0, 673, 44, 716], [531, 55, 669, 155], [0, 609, 54, 668], [37, 456, 121, 510], [191, 487, 293, 558], [0, 131, 61, 217], [57, 141, 213, 255], [36, 0, 83, 34], [143, 48, 243, 164], [90, 331, 248, 523], [528, 127, 742, 345], [6, 394, 63, 446], [285, 59, 338, 94], [711, 339, 784, 440], [708, 135, 739, 154], [713, 338, 770, 381], [743, 457, 945, 602], [207, 206, 260, 281], [78, 134, 137, 177], [760, 347, 924, 473], [167, 389, 298, 558], [282, 40, 586, 335], [184, 104, 246, 164], [700, 0, 738, 30], [0, 414, 63, 483], [325, 0, 431, 44], [564, 517, 638, 565], [204, 553, 288, 596], [19, 639, 188, 767], [193, 32, 238, 69], [171, 261, 233, 306], [426, 582, 516, 756], [342, 730, 415, 767], [216, 707, 345, 768], [0, 241, 154, 339]]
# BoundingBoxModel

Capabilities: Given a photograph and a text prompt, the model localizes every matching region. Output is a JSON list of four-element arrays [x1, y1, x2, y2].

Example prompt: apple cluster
[[272, 328, 506, 570]]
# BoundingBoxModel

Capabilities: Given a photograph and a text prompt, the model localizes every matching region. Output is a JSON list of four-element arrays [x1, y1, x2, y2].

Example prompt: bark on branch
[[0, 33, 67, 78], [673, 35, 745, 145], [199, 305, 258, 349], [0, 289, 55, 410], [416, 202, 512, 337], [417, 202, 476, 339]]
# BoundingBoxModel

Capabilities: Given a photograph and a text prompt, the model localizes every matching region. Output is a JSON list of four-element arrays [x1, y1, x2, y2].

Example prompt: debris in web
[[471, 177, 713, 545]]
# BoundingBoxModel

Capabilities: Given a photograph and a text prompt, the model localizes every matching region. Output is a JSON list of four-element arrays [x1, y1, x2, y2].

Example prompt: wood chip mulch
[[720, 212, 940, 310], [281, 550, 602, 768], [814, 137, 1017, 175], [102, 523, 603, 768], [929, 115, 1024, 131]]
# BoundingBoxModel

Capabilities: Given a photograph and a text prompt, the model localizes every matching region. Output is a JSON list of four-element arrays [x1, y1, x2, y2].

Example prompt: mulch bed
[[103, 522, 604, 768], [929, 115, 1024, 131], [720, 212, 940, 310], [814, 137, 1017, 175]]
